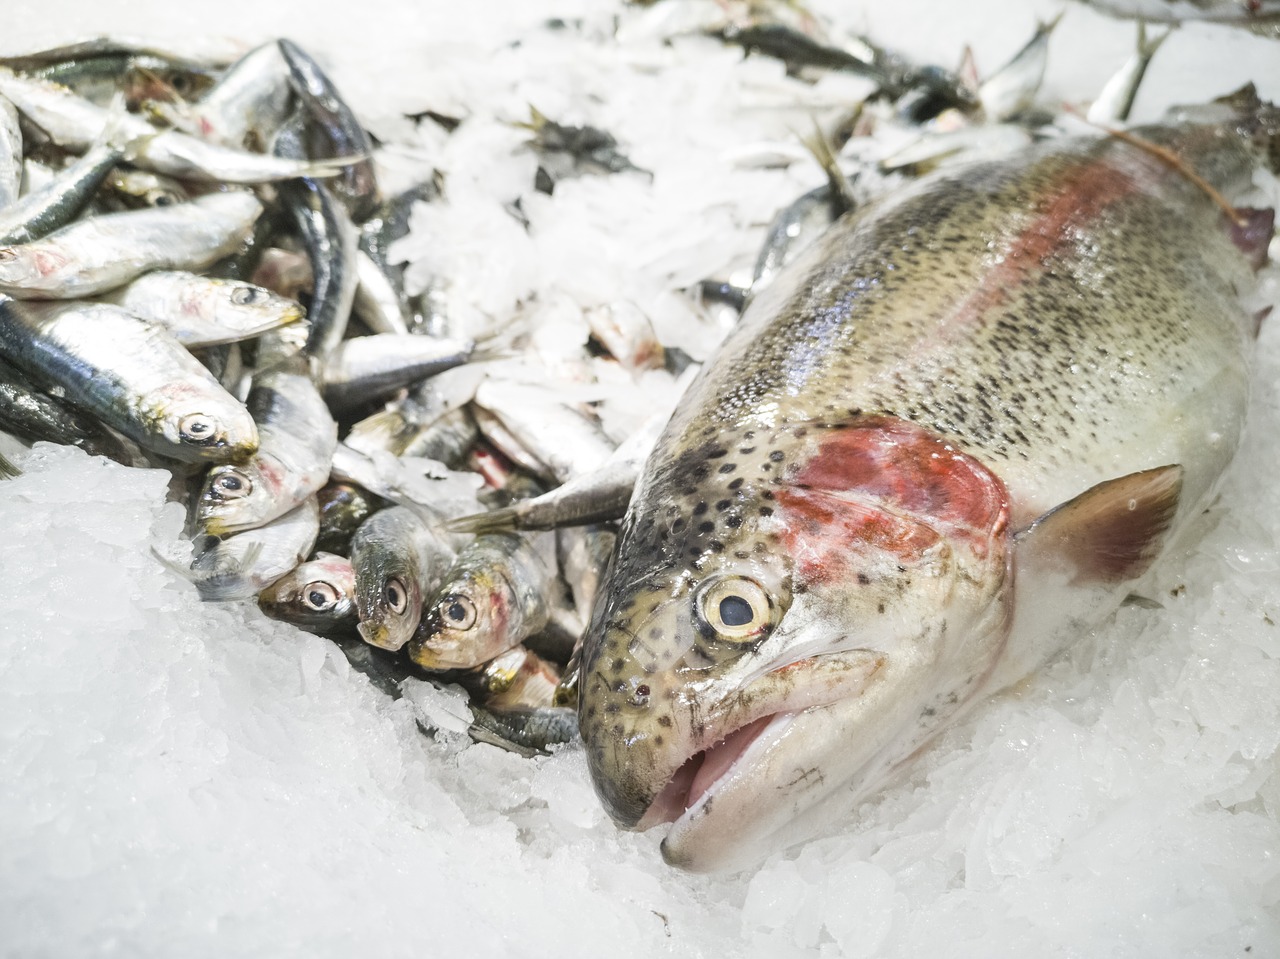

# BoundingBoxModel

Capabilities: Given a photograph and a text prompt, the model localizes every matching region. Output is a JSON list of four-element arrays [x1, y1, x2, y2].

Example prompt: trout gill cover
[[580, 104, 1277, 872]]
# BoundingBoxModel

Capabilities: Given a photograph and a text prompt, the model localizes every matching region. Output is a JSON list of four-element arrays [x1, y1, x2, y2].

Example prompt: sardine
[[0, 135, 125, 245], [0, 190, 263, 299], [409, 531, 557, 671], [197, 359, 336, 535], [0, 92, 21, 209], [1087, 22, 1172, 125], [579, 105, 1277, 872], [190, 496, 319, 601], [258, 551, 358, 636], [321, 334, 478, 411], [350, 505, 455, 651], [0, 297, 257, 462]]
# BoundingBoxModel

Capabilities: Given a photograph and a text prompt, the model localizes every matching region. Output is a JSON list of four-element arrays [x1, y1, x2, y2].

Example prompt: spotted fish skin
[[579, 107, 1276, 872]]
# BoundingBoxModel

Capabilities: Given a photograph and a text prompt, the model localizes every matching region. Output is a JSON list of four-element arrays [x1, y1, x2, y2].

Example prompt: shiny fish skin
[[100, 271, 303, 348], [274, 119, 358, 364], [350, 505, 455, 651], [0, 297, 257, 462], [1087, 22, 1171, 125], [0, 353, 138, 460], [197, 362, 337, 535], [579, 110, 1272, 872], [0, 190, 263, 299], [473, 380, 616, 483], [0, 138, 125, 245], [258, 551, 358, 636], [321, 334, 477, 411], [409, 531, 557, 671], [278, 39, 379, 221], [0, 68, 357, 184], [168, 41, 291, 151], [190, 496, 319, 601]]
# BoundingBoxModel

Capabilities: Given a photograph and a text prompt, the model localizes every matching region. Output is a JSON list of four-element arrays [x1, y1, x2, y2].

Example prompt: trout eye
[[179, 413, 221, 445], [213, 470, 251, 498], [694, 575, 774, 642], [230, 285, 263, 306], [383, 578, 408, 615], [302, 581, 339, 611], [439, 594, 477, 631]]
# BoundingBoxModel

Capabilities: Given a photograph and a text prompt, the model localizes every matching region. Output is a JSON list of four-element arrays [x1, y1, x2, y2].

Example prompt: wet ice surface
[[3, 1, 1280, 956]]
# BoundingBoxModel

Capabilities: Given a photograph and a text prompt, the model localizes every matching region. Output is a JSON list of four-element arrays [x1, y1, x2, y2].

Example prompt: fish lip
[[635, 711, 792, 832], [627, 649, 884, 832]]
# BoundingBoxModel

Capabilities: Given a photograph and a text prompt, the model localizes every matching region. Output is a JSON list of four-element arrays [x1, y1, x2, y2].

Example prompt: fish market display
[[1, 4, 1278, 955]]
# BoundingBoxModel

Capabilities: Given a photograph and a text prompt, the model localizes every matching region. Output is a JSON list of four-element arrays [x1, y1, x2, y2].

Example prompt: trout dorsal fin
[[1014, 464, 1183, 585]]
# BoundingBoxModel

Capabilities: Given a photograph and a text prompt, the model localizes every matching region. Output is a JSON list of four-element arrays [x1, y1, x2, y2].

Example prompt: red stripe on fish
[[774, 417, 1009, 582]]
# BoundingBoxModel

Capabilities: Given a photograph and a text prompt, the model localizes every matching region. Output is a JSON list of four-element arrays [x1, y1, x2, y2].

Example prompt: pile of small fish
[[0, 13, 1093, 757]]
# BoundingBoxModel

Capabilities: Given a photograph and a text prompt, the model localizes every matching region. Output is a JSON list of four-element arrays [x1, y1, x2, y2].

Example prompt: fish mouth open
[[636, 711, 796, 830]]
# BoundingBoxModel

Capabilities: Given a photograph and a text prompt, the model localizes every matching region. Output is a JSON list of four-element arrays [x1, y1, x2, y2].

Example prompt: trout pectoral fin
[[991, 465, 1184, 693], [1014, 464, 1183, 586]]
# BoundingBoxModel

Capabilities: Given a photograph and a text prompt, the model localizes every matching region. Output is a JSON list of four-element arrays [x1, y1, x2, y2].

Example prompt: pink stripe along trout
[[578, 95, 1279, 872]]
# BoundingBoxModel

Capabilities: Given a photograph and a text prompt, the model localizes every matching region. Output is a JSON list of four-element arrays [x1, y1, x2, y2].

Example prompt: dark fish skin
[[273, 117, 358, 365], [578, 106, 1277, 870], [277, 39, 378, 221]]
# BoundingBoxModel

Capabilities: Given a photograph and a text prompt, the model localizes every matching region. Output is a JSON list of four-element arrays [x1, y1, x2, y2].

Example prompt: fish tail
[[444, 506, 520, 535]]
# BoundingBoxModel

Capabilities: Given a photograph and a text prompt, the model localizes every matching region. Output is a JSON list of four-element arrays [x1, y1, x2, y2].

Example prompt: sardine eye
[[383, 578, 408, 615], [149, 191, 176, 207], [439, 594, 477, 630], [303, 581, 339, 611], [213, 470, 251, 498], [0, 248, 15, 262], [179, 413, 221, 445], [230, 285, 263, 306], [694, 575, 773, 642]]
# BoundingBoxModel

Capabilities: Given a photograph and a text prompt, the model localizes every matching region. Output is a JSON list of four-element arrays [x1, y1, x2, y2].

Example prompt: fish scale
[[579, 107, 1275, 873]]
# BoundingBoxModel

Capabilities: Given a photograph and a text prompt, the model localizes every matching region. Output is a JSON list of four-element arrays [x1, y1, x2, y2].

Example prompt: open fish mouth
[[637, 711, 796, 830]]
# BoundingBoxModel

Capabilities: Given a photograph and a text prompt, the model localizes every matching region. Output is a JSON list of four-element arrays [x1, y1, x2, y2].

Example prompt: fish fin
[[0, 450, 21, 479], [1013, 464, 1183, 585], [955, 44, 980, 98], [444, 505, 519, 535], [985, 465, 1183, 694], [799, 122, 859, 216], [1228, 207, 1274, 271]]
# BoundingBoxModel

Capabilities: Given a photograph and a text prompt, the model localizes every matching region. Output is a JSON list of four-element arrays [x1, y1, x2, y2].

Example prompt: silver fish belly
[[578, 109, 1275, 872]]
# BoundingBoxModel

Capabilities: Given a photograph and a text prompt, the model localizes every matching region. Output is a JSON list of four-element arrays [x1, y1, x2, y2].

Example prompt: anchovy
[[0, 190, 263, 299], [579, 105, 1277, 872], [0, 297, 257, 462]]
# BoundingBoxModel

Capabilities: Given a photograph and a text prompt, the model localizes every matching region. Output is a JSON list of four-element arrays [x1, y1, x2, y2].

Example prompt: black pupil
[[447, 602, 466, 622], [220, 475, 242, 491], [307, 589, 329, 607], [385, 584, 401, 605], [719, 595, 754, 628], [188, 421, 208, 434]]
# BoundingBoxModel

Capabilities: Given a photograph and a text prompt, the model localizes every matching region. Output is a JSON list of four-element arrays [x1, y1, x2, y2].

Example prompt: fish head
[[197, 461, 273, 535], [350, 511, 430, 652], [409, 558, 525, 671], [257, 552, 357, 634], [579, 416, 1012, 871], [205, 279, 306, 331], [146, 380, 259, 462]]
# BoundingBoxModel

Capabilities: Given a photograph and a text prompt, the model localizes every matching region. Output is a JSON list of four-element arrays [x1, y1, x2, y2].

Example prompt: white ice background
[[2, 1, 1280, 956]]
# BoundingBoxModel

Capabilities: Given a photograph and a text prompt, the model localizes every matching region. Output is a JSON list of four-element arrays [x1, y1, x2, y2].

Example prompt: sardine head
[[257, 553, 357, 634], [410, 566, 517, 670], [579, 417, 1012, 872]]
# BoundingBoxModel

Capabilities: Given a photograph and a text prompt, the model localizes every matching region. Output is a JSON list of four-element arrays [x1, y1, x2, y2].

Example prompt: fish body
[[0, 297, 257, 462], [579, 108, 1274, 872], [0, 190, 263, 299]]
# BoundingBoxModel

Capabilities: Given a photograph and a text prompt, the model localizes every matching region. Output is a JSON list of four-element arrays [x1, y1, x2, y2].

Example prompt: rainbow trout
[[578, 100, 1279, 873]]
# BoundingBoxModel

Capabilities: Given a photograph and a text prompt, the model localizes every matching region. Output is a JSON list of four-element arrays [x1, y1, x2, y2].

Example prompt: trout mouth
[[636, 712, 795, 830]]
